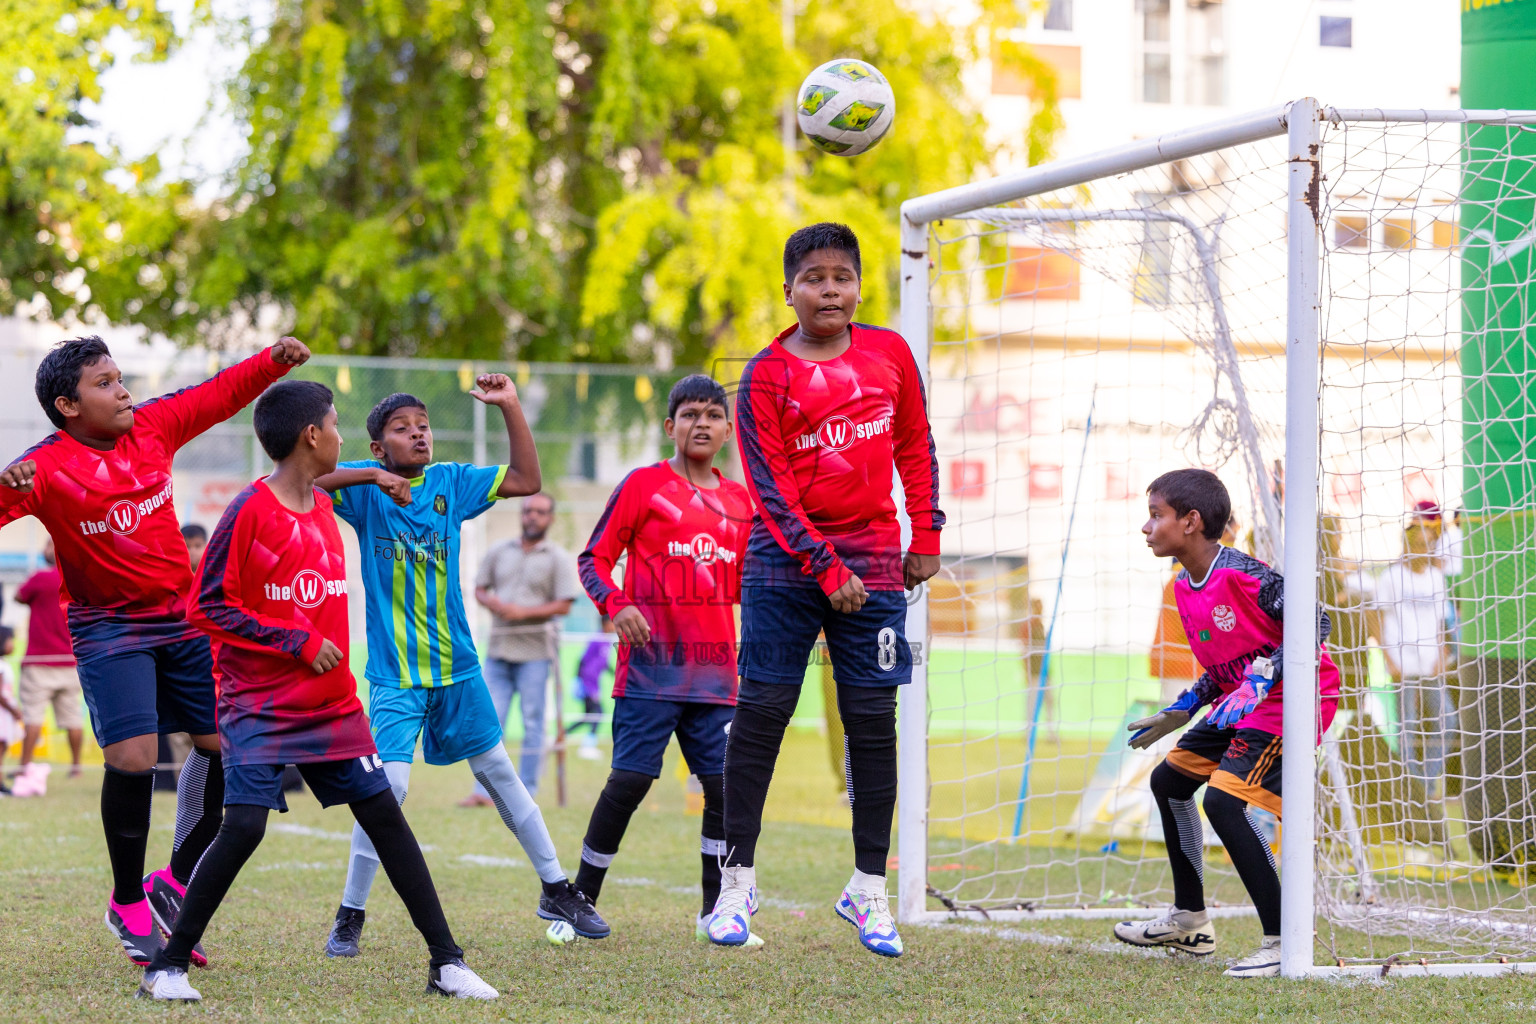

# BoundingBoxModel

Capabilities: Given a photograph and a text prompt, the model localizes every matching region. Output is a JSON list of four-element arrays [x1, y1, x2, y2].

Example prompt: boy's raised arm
[[316, 465, 412, 508], [471, 373, 541, 498], [736, 366, 853, 597], [189, 501, 326, 665], [136, 337, 310, 452]]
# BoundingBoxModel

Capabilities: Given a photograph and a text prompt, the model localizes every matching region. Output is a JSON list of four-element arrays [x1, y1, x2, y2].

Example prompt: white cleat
[[136, 967, 202, 1002], [427, 959, 499, 1000], [1223, 936, 1281, 978], [1112, 908, 1216, 956], [705, 865, 759, 947]]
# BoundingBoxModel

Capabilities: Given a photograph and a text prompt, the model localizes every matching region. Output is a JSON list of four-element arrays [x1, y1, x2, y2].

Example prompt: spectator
[[568, 616, 615, 760], [0, 627, 21, 794], [181, 522, 208, 571], [15, 539, 83, 777], [1370, 518, 1453, 795], [463, 493, 578, 803]]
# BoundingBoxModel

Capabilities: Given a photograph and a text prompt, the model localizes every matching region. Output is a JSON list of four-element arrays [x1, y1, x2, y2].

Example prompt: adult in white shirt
[[1371, 521, 1453, 790]]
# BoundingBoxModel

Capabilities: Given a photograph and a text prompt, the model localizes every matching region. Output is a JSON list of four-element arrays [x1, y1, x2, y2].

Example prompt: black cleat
[[325, 905, 366, 958], [537, 881, 610, 939]]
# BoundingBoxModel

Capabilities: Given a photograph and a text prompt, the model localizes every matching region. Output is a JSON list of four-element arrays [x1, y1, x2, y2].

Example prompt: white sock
[[849, 868, 886, 894], [467, 744, 564, 883], [340, 761, 412, 910]]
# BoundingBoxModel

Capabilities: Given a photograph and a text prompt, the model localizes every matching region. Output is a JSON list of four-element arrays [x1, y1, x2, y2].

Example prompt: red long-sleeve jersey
[[736, 323, 944, 594], [189, 480, 374, 766], [0, 349, 291, 662], [578, 462, 751, 704]]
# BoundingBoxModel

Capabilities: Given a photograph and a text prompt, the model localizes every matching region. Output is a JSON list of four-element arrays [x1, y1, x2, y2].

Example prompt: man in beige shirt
[[462, 493, 578, 803]]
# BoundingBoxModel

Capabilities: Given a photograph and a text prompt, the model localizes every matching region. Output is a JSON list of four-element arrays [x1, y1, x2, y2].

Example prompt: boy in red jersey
[[136, 380, 496, 1002], [0, 335, 307, 965], [705, 223, 944, 957], [574, 374, 753, 943], [1113, 469, 1340, 978]]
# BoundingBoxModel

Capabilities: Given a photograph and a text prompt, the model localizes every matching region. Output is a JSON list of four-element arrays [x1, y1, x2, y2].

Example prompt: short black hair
[[35, 336, 113, 429], [367, 393, 428, 441], [1147, 469, 1231, 540], [666, 374, 729, 420], [0, 624, 14, 646], [180, 523, 207, 543], [783, 222, 861, 283], [254, 380, 335, 462]]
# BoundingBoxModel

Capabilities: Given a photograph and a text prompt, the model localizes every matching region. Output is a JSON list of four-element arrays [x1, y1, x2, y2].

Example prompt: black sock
[[1203, 786, 1282, 935], [101, 764, 155, 905], [1151, 760, 1208, 913], [837, 685, 899, 877], [699, 773, 725, 916], [169, 747, 224, 885], [152, 803, 268, 970], [351, 789, 462, 967], [722, 680, 799, 868], [575, 769, 653, 905]]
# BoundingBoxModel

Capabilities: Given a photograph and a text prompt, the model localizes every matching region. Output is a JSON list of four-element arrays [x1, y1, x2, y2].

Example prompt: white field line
[[918, 920, 1149, 957]]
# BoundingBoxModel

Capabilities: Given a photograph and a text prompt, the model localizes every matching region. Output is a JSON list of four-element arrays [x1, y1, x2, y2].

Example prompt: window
[[1333, 215, 1369, 250], [1139, 0, 1172, 103], [1187, 1, 1225, 106], [1044, 0, 1073, 31], [1320, 16, 1352, 48], [1383, 217, 1416, 250]]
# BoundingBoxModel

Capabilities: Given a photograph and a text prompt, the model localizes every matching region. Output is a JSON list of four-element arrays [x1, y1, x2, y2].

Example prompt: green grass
[[5, 732, 1536, 1023]]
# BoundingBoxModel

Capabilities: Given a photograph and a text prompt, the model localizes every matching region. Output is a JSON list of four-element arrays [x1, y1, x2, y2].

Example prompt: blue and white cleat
[[697, 912, 764, 947], [835, 880, 904, 957], [705, 866, 758, 947]]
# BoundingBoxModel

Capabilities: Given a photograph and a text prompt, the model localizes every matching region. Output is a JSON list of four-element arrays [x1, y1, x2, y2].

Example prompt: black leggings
[[1150, 760, 1282, 935], [150, 790, 461, 970], [723, 679, 897, 875]]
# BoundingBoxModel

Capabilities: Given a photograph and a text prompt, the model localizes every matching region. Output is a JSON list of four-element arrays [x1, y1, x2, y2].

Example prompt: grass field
[[6, 731, 1536, 1023]]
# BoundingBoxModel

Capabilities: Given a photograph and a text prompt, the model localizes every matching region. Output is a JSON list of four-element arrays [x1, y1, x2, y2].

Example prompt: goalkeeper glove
[[1209, 657, 1277, 730], [1128, 687, 1206, 750]]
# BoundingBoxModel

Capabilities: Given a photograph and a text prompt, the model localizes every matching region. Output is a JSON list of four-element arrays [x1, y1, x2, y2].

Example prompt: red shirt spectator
[[15, 548, 75, 666]]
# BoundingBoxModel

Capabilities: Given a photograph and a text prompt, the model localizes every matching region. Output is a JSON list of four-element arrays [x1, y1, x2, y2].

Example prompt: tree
[[0, 0, 188, 329], [180, 0, 1058, 362]]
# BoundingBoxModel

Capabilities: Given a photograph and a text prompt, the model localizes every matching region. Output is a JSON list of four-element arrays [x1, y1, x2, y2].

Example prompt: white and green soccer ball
[[796, 58, 895, 157], [545, 919, 578, 946]]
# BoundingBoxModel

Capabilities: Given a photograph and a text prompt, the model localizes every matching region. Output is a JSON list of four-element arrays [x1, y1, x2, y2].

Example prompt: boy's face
[[370, 406, 432, 470], [665, 400, 730, 463], [185, 535, 206, 571], [1142, 492, 1203, 558], [315, 408, 343, 475], [59, 357, 135, 439], [784, 248, 861, 340]]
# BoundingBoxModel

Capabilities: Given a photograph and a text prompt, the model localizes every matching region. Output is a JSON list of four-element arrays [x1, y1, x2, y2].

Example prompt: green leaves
[[2, 1, 1059, 368]]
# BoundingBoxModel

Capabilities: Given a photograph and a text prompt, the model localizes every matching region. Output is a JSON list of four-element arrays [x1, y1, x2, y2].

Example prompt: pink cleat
[[12, 762, 49, 797], [143, 867, 208, 967]]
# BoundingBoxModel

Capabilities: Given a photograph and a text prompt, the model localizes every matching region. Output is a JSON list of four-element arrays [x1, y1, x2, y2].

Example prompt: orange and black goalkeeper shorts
[[1164, 718, 1283, 819]]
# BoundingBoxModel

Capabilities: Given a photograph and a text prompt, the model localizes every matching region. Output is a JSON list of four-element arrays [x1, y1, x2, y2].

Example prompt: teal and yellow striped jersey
[[331, 460, 507, 688]]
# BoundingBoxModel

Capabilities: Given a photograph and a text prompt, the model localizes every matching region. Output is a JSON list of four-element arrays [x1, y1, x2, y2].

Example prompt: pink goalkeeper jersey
[[1176, 546, 1340, 735]]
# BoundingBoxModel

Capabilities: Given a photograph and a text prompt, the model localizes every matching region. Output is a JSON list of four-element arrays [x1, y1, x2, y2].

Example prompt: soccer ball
[[545, 919, 578, 946], [796, 59, 895, 157]]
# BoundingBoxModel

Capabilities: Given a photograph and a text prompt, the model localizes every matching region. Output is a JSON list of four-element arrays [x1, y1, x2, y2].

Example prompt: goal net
[[896, 101, 1536, 973]]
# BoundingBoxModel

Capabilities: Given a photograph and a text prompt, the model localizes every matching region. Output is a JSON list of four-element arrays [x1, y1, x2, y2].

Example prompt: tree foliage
[[0, 0, 188, 327], [181, 0, 1058, 362]]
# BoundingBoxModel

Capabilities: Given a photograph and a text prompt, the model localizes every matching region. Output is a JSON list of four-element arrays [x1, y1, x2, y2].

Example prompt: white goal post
[[896, 98, 1536, 978]]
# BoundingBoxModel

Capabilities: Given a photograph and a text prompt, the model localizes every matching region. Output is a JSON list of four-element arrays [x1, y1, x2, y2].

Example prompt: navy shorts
[[224, 755, 392, 812], [610, 697, 734, 778], [738, 585, 913, 687], [76, 636, 217, 748]]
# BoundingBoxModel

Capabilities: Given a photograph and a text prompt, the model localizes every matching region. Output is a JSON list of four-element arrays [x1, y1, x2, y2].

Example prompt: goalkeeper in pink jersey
[[1113, 469, 1340, 978]]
